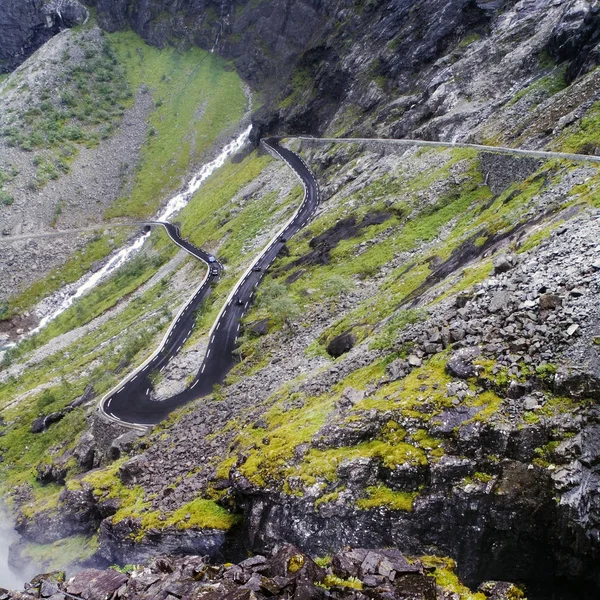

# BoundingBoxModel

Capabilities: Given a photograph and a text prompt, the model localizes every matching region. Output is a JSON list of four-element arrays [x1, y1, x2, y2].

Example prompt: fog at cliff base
[[0, 508, 33, 590]]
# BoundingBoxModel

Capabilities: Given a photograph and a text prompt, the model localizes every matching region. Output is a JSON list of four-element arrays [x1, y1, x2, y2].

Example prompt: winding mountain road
[[99, 138, 319, 427], [98, 134, 600, 428]]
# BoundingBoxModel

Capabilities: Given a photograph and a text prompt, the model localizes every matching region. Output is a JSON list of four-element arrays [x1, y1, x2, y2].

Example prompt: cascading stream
[[29, 126, 251, 335]]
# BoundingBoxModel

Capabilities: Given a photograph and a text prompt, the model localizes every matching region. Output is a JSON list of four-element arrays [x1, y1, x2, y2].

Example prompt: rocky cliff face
[[5, 1, 600, 145], [69, 0, 600, 147], [0, 0, 88, 73], [88, 0, 322, 85]]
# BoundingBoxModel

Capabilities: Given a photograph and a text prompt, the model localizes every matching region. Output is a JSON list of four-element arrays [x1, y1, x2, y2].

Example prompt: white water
[[30, 126, 251, 335], [0, 507, 34, 589]]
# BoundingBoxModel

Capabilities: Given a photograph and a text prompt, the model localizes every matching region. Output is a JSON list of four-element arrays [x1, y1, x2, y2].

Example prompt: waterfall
[[29, 126, 251, 336], [211, 0, 232, 53]]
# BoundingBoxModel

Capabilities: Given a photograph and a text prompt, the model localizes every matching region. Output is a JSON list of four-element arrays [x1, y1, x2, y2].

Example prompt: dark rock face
[[96, 518, 227, 566], [326, 330, 356, 358], [3, 0, 596, 146], [0, 0, 56, 73], [36, 459, 68, 485], [91, 0, 322, 85], [446, 347, 482, 379], [14, 483, 101, 545], [282, 212, 392, 272], [555, 364, 600, 400], [119, 454, 149, 484], [235, 460, 558, 588], [66, 569, 128, 598], [31, 385, 95, 434], [547, 2, 600, 83], [58, 1, 89, 27], [83, 0, 498, 139], [73, 431, 100, 470], [0, 0, 88, 73], [30, 410, 65, 434], [245, 318, 271, 337]]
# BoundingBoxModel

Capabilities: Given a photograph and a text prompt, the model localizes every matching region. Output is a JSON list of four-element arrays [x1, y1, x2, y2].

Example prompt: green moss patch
[[421, 556, 487, 600], [296, 440, 426, 488], [80, 461, 237, 542], [356, 485, 418, 511], [553, 101, 600, 154], [21, 535, 99, 572]]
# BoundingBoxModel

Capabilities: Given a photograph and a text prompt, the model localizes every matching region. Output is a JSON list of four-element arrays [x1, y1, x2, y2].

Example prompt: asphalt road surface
[[99, 138, 319, 427]]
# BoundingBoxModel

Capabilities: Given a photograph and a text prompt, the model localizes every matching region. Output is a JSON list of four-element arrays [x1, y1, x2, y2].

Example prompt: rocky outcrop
[[0, 0, 88, 73], [91, 0, 322, 86], [232, 459, 558, 585], [1, 545, 525, 600], [6, 2, 600, 595], [14, 483, 101, 545], [326, 330, 356, 358], [214, 202, 600, 595], [547, 0, 600, 82], [96, 518, 227, 566]]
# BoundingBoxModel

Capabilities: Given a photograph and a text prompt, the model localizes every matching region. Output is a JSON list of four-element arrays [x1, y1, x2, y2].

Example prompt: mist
[[0, 507, 33, 590]]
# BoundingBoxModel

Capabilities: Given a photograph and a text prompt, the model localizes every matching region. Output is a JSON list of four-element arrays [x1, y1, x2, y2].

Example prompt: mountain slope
[[2, 1, 600, 598]]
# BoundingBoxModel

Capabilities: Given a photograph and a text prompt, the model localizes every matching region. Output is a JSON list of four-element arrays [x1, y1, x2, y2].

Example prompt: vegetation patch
[[5, 234, 174, 349], [21, 535, 99, 572], [508, 67, 567, 108], [296, 440, 427, 488], [356, 485, 418, 511], [2, 35, 131, 157], [554, 101, 600, 154], [421, 556, 488, 600], [0, 382, 86, 489], [1, 228, 128, 322], [106, 31, 247, 218], [320, 574, 363, 590], [235, 391, 336, 488], [81, 461, 237, 541], [0, 165, 17, 206]]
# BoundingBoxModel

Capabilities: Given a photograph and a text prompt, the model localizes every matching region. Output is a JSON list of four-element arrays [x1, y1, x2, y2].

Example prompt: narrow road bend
[[98, 138, 319, 427]]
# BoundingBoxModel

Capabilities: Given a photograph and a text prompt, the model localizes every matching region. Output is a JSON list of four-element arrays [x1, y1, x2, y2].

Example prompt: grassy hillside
[[0, 149, 299, 545], [106, 31, 248, 218], [1, 29, 248, 321]]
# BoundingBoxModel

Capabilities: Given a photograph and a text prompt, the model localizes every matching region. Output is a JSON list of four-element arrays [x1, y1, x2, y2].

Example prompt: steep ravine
[[3, 1, 600, 598]]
